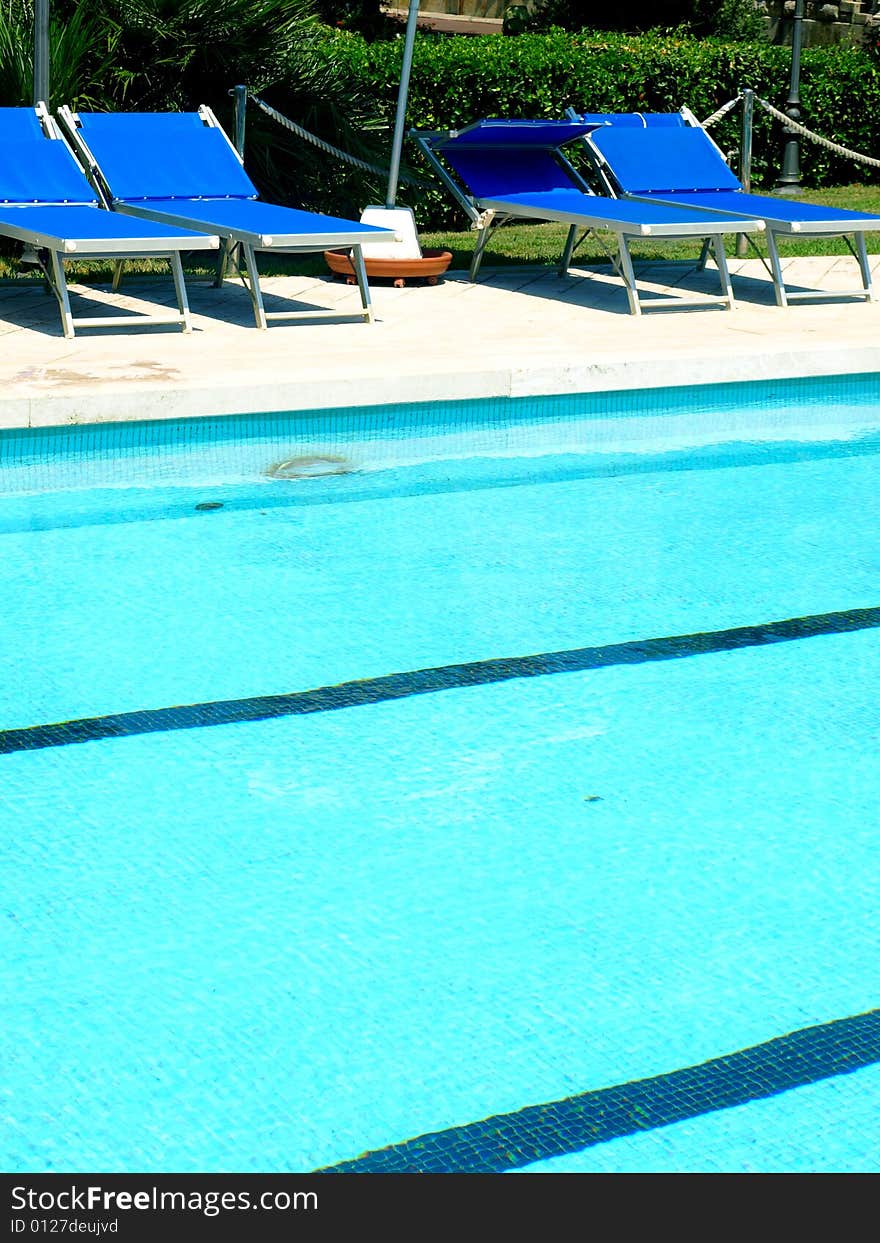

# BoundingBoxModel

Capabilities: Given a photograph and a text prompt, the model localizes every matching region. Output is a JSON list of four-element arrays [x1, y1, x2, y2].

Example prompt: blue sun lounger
[[0, 105, 219, 338], [57, 105, 394, 330], [575, 113, 880, 306], [411, 118, 765, 314]]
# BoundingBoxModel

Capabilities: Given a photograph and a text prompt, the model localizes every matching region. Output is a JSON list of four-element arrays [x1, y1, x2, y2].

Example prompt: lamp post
[[33, 0, 50, 105], [777, 0, 805, 193]]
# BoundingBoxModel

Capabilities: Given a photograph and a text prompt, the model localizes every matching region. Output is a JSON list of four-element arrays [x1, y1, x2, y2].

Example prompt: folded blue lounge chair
[[411, 118, 765, 314], [0, 104, 219, 338], [575, 112, 880, 306], [57, 106, 395, 330], [577, 112, 688, 129]]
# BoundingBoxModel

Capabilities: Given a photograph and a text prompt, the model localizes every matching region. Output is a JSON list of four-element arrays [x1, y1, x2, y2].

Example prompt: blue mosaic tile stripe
[[319, 1008, 880, 1173], [1, 605, 878, 755]]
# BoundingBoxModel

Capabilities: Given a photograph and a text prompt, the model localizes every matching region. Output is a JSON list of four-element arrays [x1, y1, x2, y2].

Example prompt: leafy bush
[[102, 0, 319, 110], [508, 1, 694, 32], [692, 1, 769, 41], [507, 0, 767, 38], [312, 0, 401, 38], [0, 0, 120, 108], [322, 29, 880, 226]]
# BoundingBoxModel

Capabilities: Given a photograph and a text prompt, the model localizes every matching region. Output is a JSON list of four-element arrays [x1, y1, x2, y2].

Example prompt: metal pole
[[777, 0, 805, 192], [736, 88, 754, 257], [33, 0, 50, 105], [385, 1, 421, 209]]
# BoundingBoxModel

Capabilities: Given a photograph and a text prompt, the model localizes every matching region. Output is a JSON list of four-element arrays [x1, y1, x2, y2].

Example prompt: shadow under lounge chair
[[573, 112, 880, 307], [410, 118, 765, 315], [0, 104, 219, 338], [58, 105, 395, 330]]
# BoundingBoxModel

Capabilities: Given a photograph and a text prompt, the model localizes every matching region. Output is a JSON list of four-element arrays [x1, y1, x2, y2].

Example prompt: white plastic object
[[358, 205, 423, 260]]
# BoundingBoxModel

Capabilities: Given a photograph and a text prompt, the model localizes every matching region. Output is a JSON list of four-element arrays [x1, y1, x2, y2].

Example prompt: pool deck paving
[[1, 253, 879, 430]]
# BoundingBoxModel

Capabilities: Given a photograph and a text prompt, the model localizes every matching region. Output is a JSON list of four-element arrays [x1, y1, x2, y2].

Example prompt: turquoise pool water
[[1, 374, 879, 1173]]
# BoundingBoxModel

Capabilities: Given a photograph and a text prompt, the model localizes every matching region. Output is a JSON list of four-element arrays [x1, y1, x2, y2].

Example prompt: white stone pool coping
[[1, 255, 879, 430]]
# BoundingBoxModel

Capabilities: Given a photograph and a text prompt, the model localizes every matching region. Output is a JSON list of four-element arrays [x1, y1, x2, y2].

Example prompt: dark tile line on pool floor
[[319, 1008, 880, 1173], [2, 605, 878, 754]]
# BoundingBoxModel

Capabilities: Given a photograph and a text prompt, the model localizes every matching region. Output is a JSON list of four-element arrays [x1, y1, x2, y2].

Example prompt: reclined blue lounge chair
[[0, 104, 219, 338], [573, 112, 880, 307], [411, 118, 765, 314], [57, 106, 395, 330]]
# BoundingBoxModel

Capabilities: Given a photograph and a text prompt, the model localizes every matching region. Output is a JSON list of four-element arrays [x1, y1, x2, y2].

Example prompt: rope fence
[[753, 95, 880, 169], [700, 96, 742, 128], [703, 89, 880, 170], [249, 93, 435, 188], [242, 86, 880, 206]]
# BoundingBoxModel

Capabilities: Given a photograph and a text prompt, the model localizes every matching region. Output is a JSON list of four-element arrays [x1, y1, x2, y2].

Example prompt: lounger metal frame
[[0, 104, 218, 338], [411, 124, 765, 315], [568, 108, 877, 308], [58, 105, 388, 330]]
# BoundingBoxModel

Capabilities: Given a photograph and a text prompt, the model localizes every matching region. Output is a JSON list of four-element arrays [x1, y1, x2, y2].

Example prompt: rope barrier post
[[737, 88, 754, 258], [220, 84, 248, 282], [232, 84, 247, 159], [777, 0, 805, 194]]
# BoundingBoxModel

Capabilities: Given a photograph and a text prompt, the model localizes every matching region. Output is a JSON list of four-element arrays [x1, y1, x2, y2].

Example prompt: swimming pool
[[2, 372, 879, 1173]]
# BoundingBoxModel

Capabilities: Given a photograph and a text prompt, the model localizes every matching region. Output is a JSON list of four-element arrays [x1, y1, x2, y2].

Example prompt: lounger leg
[[349, 245, 374, 323], [214, 237, 234, 288], [854, 232, 875, 302], [765, 231, 788, 308], [214, 245, 227, 288], [615, 238, 641, 316], [168, 252, 193, 333], [470, 224, 493, 282], [32, 249, 53, 297], [560, 224, 579, 275], [711, 235, 736, 310], [47, 250, 76, 339], [240, 243, 268, 330]]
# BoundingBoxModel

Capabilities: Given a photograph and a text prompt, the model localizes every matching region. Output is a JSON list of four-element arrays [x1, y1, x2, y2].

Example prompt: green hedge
[[313, 29, 880, 227]]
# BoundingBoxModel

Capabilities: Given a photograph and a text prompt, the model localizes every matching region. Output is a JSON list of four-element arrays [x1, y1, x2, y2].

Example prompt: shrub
[[0, 0, 120, 108], [693, 1, 768, 41], [321, 29, 880, 226], [312, 0, 401, 38], [507, 0, 768, 39]]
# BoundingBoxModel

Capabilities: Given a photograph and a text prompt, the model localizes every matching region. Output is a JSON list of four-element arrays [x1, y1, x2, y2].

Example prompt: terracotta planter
[[324, 247, 453, 287]]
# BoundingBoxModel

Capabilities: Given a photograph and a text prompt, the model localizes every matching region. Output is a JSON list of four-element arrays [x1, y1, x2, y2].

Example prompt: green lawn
[[418, 184, 880, 271], [3, 184, 880, 284]]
